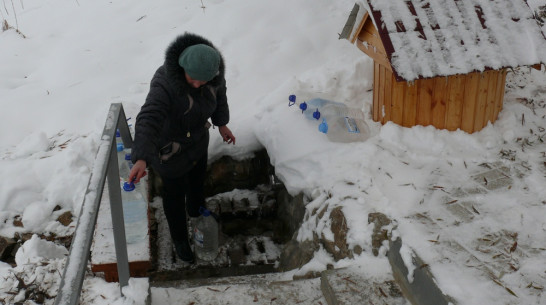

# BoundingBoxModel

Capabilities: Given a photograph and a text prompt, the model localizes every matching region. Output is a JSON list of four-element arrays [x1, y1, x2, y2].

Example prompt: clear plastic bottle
[[118, 152, 133, 180], [193, 207, 218, 261], [124, 153, 133, 170], [318, 103, 366, 121], [115, 129, 124, 152], [319, 116, 370, 143], [116, 130, 128, 178], [121, 182, 148, 244], [288, 95, 347, 121]]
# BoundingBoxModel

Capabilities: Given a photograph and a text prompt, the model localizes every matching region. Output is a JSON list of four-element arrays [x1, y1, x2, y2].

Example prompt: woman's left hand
[[218, 125, 236, 145]]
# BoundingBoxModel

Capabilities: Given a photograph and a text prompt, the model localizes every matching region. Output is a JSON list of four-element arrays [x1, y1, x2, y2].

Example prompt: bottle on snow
[[318, 116, 370, 143], [288, 95, 353, 121], [193, 207, 219, 261], [121, 181, 148, 244]]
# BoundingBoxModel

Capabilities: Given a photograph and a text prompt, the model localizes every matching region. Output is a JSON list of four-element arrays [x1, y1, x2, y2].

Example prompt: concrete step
[[321, 268, 407, 305], [150, 272, 327, 305], [149, 267, 410, 305]]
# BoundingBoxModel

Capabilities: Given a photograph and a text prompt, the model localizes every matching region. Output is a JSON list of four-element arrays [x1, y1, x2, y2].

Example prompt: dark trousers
[[160, 154, 207, 243]]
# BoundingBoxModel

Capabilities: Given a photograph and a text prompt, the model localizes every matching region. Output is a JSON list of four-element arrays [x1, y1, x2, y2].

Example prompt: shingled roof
[[361, 0, 546, 81]]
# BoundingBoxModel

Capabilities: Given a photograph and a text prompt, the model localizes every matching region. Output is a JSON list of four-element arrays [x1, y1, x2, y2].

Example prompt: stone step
[[150, 267, 410, 305], [151, 272, 326, 304], [321, 268, 408, 305]]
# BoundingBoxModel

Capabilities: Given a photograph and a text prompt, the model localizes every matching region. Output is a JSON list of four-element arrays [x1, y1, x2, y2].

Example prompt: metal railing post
[[107, 135, 131, 290], [54, 103, 134, 304]]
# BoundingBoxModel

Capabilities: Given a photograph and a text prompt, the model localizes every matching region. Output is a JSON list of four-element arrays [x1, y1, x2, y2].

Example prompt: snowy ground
[[1, 0, 546, 304]]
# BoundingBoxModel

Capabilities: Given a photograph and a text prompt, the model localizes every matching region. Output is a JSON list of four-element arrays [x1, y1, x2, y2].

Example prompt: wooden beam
[[383, 66, 393, 123], [351, 12, 369, 44], [356, 40, 392, 72], [373, 62, 380, 121]]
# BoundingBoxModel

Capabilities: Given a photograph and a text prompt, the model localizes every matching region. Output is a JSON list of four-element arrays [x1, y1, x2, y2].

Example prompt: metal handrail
[[54, 103, 134, 305]]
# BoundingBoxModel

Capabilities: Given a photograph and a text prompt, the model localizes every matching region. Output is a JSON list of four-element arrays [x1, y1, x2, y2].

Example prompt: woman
[[128, 32, 235, 263]]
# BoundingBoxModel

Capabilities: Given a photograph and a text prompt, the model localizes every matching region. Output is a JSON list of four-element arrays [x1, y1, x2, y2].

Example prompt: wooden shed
[[341, 0, 546, 133]]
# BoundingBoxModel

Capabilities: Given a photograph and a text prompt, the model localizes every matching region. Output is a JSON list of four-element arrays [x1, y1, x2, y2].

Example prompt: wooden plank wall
[[373, 64, 507, 133]]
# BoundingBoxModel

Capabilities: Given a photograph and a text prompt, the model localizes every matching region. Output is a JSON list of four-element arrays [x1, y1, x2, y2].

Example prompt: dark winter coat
[[132, 33, 229, 178]]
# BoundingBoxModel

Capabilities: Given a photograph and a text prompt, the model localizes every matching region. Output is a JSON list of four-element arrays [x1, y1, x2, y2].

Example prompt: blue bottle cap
[[288, 94, 296, 106], [199, 206, 211, 217], [312, 109, 321, 120], [299, 102, 307, 113], [116, 129, 121, 137], [125, 153, 131, 160], [123, 182, 135, 191], [319, 119, 329, 134]]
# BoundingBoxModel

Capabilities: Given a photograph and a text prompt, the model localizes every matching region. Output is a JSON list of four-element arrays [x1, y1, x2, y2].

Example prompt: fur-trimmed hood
[[164, 32, 226, 92]]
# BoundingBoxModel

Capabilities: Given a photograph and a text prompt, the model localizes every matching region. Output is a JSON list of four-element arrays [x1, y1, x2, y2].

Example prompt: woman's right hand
[[128, 160, 147, 183]]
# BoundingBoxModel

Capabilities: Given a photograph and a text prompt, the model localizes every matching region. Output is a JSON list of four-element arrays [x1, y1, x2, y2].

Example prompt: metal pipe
[[107, 135, 130, 289], [54, 103, 132, 305]]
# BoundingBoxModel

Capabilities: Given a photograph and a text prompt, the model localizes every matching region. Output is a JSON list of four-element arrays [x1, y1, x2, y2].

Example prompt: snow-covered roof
[[363, 0, 546, 81]]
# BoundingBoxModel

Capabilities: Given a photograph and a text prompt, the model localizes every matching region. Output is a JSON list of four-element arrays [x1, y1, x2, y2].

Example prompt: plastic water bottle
[[318, 103, 366, 121], [125, 153, 133, 170], [116, 130, 128, 177], [115, 129, 124, 151], [118, 152, 133, 180], [193, 207, 219, 261], [121, 182, 148, 244], [288, 95, 346, 121], [319, 116, 370, 143]]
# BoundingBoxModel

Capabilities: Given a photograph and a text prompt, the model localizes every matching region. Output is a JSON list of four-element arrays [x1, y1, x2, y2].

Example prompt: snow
[[365, 0, 546, 81], [14, 234, 68, 265], [399, 241, 416, 283], [1, 0, 546, 304]]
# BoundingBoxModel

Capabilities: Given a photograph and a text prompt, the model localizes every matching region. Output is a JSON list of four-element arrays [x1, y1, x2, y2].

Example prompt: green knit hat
[[178, 44, 220, 82]]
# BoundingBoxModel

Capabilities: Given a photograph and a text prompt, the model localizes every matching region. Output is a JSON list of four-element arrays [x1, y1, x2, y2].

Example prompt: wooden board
[[373, 62, 380, 121], [484, 70, 499, 125], [390, 74, 406, 125], [473, 72, 489, 130], [383, 66, 393, 123], [90, 179, 151, 282], [431, 77, 448, 129], [461, 72, 479, 133], [356, 16, 392, 72], [493, 70, 507, 121], [356, 40, 392, 71], [445, 75, 465, 131], [416, 78, 434, 126], [91, 261, 151, 283], [402, 82, 418, 127], [378, 63, 386, 122]]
